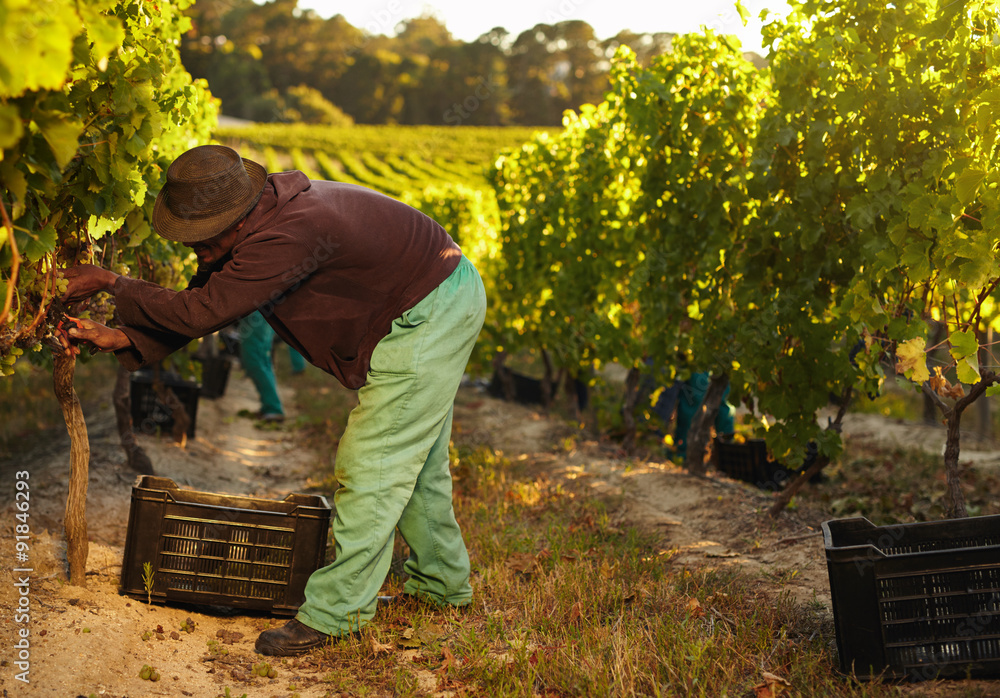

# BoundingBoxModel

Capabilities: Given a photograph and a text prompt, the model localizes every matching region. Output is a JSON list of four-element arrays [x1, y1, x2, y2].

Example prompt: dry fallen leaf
[[400, 627, 422, 649], [599, 560, 618, 579], [506, 552, 538, 575], [753, 671, 791, 698], [684, 597, 705, 618], [435, 645, 457, 675], [370, 636, 394, 654]]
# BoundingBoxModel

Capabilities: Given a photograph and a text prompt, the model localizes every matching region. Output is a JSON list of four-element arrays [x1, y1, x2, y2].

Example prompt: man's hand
[[64, 316, 132, 353], [61, 264, 120, 304]]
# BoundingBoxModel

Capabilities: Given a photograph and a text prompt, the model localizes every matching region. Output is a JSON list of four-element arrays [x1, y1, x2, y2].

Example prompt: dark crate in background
[[120, 476, 331, 616], [823, 516, 1000, 680], [196, 355, 233, 400], [130, 369, 200, 439], [714, 438, 817, 490]]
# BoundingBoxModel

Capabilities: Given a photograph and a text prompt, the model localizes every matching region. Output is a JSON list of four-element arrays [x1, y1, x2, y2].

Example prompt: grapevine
[[0, 0, 218, 585], [488, 1, 1000, 514]]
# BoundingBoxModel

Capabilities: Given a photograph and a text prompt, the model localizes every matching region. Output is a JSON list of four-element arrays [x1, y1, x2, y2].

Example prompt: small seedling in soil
[[138, 664, 161, 681], [219, 688, 247, 698], [142, 562, 155, 604], [207, 638, 229, 656], [180, 617, 197, 633], [141, 630, 152, 641]]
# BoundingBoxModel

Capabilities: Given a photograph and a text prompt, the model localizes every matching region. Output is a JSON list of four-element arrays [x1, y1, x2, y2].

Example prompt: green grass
[[278, 358, 928, 697]]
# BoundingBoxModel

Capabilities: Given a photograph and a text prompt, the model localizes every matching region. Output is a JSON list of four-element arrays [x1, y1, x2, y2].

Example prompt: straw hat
[[152, 145, 267, 243]]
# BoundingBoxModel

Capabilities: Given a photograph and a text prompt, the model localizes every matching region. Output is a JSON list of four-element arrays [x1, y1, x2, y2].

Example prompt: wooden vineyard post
[[52, 352, 90, 586]]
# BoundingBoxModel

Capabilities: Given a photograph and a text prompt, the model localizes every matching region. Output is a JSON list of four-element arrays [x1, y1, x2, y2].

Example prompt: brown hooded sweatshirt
[[113, 171, 462, 389]]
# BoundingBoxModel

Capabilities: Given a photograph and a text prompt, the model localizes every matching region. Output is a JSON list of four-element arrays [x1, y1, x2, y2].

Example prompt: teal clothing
[[675, 372, 735, 456], [288, 345, 306, 374], [296, 256, 486, 637], [238, 311, 307, 416]]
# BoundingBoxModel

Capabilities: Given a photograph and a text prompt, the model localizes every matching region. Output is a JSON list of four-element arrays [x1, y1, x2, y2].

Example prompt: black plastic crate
[[120, 476, 331, 616], [714, 438, 817, 490], [196, 355, 233, 400], [130, 369, 200, 438], [714, 438, 774, 484], [823, 516, 1000, 680]]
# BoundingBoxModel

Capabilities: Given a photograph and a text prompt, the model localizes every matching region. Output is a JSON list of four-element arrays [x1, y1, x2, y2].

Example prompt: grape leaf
[[0, 104, 23, 149], [0, 0, 79, 97], [34, 112, 84, 171], [956, 355, 980, 386], [895, 337, 930, 384], [948, 329, 978, 361], [955, 167, 987, 205]]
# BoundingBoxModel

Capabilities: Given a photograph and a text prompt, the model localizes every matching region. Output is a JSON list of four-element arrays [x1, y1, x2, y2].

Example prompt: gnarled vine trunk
[[620, 367, 641, 454], [685, 373, 729, 476], [937, 371, 997, 519], [52, 353, 89, 586], [113, 365, 154, 475], [769, 386, 851, 517]]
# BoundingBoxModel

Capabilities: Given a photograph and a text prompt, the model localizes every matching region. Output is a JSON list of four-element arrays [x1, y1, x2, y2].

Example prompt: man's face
[[184, 221, 242, 265]]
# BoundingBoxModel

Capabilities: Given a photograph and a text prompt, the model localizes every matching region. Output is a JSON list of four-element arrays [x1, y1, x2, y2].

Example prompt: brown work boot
[[255, 619, 331, 656]]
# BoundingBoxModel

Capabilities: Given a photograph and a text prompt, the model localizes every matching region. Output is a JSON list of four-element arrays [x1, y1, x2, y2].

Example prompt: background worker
[[237, 309, 306, 422]]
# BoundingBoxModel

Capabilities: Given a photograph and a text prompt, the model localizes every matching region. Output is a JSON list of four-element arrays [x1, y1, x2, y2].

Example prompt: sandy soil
[[1, 370, 999, 697]]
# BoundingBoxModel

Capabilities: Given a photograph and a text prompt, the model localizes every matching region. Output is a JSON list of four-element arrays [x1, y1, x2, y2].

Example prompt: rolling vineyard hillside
[[214, 124, 545, 189], [214, 123, 548, 367]]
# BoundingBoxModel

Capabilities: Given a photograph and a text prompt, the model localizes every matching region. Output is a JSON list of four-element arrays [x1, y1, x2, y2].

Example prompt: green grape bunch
[[79, 292, 117, 326], [55, 270, 69, 298], [0, 0, 218, 376]]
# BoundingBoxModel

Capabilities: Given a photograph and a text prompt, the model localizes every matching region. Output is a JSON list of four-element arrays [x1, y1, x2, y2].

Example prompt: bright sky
[[294, 0, 794, 55]]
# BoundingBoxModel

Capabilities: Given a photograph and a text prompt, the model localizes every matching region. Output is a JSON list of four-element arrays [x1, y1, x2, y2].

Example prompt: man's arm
[[62, 264, 119, 303], [66, 317, 132, 352], [61, 264, 196, 368]]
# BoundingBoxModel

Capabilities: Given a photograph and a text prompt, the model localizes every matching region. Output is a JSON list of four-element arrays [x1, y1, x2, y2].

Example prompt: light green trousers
[[296, 256, 486, 637]]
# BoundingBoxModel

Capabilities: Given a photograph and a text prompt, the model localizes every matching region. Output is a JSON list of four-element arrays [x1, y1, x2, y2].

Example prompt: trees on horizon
[[180, 0, 753, 126]]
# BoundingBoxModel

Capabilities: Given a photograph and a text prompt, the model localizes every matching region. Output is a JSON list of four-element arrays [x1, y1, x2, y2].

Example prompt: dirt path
[[0, 369, 319, 698], [451, 393, 832, 609], [1, 371, 999, 696]]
